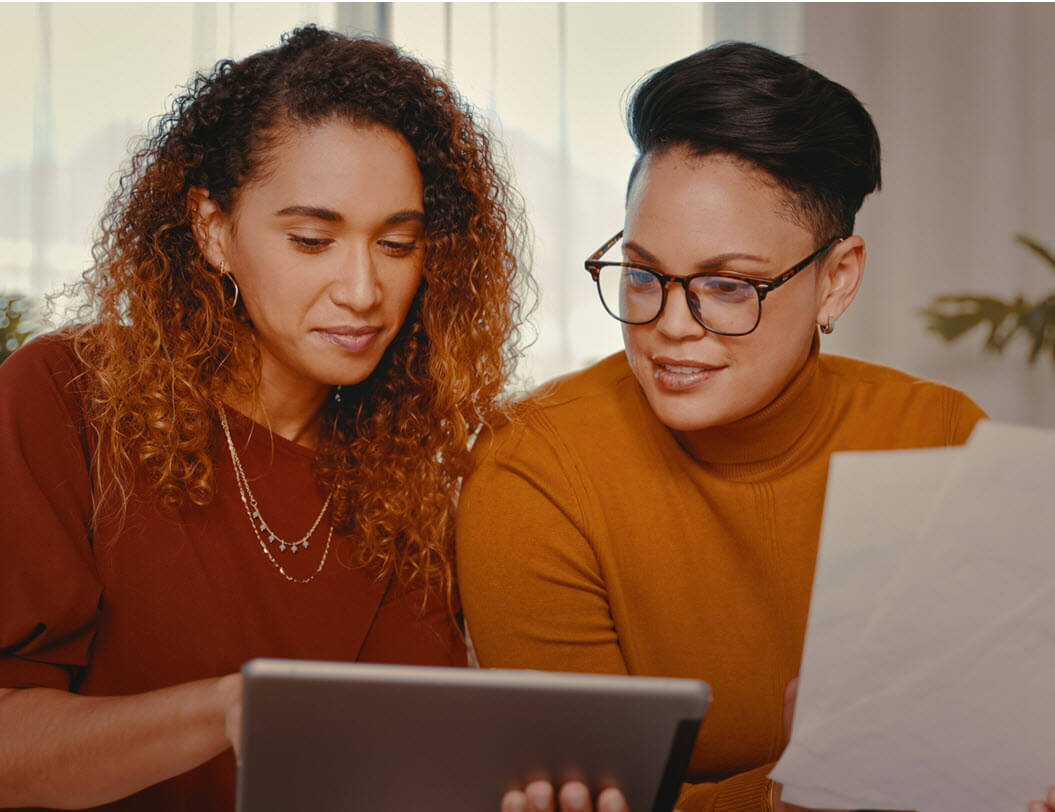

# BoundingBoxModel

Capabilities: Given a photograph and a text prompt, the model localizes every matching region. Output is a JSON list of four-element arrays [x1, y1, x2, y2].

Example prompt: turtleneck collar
[[672, 332, 826, 472]]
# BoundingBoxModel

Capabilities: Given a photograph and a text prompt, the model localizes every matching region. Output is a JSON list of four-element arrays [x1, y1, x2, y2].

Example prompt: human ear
[[815, 235, 865, 329], [187, 186, 231, 271]]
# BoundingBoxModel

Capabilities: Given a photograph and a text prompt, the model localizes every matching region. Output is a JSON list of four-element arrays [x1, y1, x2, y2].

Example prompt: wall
[[802, 3, 1055, 426]]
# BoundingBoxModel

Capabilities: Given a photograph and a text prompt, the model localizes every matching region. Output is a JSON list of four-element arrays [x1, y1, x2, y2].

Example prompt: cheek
[[621, 323, 646, 374], [395, 267, 424, 311], [231, 244, 302, 305], [735, 302, 817, 389], [380, 269, 424, 332]]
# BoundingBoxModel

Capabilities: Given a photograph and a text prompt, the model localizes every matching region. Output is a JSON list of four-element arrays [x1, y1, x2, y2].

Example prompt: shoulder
[[474, 351, 641, 466], [1, 328, 83, 378], [520, 351, 637, 421], [0, 329, 92, 435], [819, 353, 986, 446]]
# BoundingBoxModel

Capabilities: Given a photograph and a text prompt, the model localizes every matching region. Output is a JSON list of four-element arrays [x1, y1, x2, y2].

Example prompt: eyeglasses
[[584, 231, 844, 337]]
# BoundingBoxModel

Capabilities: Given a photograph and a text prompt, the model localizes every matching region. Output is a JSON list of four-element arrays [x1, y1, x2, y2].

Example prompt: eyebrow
[[274, 205, 343, 222], [624, 239, 770, 270], [273, 206, 426, 226]]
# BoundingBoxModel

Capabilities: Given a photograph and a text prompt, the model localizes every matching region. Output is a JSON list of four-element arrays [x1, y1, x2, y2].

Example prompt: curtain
[[802, 3, 1055, 427], [0, 3, 340, 308], [389, 3, 715, 386], [0, 2, 721, 389]]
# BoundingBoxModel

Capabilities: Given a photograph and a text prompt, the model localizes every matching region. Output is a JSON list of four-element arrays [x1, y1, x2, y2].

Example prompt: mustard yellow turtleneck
[[456, 338, 985, 812]]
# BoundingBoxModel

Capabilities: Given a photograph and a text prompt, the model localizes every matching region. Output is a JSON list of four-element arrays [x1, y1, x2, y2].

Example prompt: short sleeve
[[0, 334, 103, 690]]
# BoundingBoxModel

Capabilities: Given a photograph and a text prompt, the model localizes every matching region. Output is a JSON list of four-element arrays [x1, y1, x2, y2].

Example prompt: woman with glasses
[[0, 26, 529, 810], [457, 42, 985, 812]]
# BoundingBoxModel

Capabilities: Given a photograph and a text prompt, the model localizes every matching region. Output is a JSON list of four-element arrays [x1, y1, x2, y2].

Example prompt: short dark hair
[[626, 41, 881, 241]]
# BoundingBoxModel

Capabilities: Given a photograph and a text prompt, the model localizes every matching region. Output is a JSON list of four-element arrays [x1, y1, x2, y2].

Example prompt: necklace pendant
[[220, 405, 334, 582]]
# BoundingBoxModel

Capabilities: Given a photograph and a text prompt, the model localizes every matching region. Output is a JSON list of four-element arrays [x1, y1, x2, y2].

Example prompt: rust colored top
[[457, 337, 985, 812], [0, 333, 466, 811]]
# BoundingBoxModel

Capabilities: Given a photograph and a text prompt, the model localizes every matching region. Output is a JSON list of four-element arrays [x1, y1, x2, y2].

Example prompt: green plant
[[920, 235, 1055, 368], [0, 293, 38, 365]]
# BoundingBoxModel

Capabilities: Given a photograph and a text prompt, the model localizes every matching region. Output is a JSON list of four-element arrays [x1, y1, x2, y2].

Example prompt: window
[[3, 3, 793, 385]]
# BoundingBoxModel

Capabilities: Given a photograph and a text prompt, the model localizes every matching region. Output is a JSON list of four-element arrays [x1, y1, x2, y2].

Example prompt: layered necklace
[[219, 405, 334, 584]]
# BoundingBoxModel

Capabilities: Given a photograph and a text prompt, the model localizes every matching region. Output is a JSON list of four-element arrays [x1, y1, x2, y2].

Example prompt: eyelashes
[[287, 235, 420, 257], [288, 235, 333, 253], [377, 240, 420, 258]]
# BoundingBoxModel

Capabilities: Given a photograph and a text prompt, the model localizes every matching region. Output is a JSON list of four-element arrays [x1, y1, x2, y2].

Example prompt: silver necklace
[[219, 405, 334, 584]]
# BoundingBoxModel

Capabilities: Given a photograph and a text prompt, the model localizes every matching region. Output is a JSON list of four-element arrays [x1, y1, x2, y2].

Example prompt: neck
[[224, 358, 331, 449]]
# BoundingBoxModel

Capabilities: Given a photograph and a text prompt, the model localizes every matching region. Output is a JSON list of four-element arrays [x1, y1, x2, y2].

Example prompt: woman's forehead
[[624, 149, 813, 262]]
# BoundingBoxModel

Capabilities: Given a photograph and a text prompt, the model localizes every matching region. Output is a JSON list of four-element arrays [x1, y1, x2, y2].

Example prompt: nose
[[329, 244, 382, 312], [655, 281, 707, 341]]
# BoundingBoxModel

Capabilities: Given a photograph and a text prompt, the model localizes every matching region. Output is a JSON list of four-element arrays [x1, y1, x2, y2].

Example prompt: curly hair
[[72, 26, 529, 597]]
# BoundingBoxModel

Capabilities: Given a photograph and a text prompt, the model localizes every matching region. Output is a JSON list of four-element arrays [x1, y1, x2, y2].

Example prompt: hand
[[782, 676, 798, 746], [216, 673, 243, 761], [1029, 786, 1055, 812], [501, 780, 631, 812], [772, 677, 848, 812]]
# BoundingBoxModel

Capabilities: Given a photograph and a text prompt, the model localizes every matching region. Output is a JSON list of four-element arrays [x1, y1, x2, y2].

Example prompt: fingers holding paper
[[783, 677, 798, 744], [1028, 786, 1055, 812], [773, 677, 849, 812]]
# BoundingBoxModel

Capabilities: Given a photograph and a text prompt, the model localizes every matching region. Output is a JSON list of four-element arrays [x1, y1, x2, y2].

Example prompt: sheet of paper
[[771, 446, 963, 811], [853, 421, 1055, 665], [772, 422, 1055, 812], [783, 447, 965, 728]]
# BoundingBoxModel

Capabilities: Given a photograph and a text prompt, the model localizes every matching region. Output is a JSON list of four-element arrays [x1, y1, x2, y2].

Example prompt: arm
[[0, 675, 240, 809], [458, 435, 632, 812], [0, 336, 240, 807], [456, 437, 628, 676]]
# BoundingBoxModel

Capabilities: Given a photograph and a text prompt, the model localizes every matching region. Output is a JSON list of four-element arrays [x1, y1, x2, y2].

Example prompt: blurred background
[[1, 2, 1053, 425]]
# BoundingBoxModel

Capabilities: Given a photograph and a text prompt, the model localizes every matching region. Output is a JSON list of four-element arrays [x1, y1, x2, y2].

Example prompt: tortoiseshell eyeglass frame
[[584, 230, 845, 336]]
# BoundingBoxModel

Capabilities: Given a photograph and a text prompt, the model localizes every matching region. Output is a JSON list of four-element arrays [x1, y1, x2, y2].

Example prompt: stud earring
[[820, 316, 835, 335]]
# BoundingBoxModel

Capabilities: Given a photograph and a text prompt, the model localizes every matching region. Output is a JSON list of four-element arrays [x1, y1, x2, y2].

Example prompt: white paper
[[771, 421, 1055, 812]]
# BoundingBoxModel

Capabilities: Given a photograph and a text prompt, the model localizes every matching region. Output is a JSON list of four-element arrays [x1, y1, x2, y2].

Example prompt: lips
[[315, 325, 382, 353], [651, 356, 725, 391]]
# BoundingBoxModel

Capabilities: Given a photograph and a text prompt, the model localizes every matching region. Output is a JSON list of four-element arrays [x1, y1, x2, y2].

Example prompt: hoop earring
[[219, 260, 239, 309], [819, 316, 835, 335]]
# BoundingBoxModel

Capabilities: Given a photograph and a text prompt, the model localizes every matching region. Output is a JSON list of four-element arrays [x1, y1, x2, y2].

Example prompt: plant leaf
[[920, 295, 1017, 349], [1015, 234, 1055, 275]]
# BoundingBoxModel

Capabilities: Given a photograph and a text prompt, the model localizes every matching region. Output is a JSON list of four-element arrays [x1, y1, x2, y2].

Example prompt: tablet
[[237, 658, 711, 812]]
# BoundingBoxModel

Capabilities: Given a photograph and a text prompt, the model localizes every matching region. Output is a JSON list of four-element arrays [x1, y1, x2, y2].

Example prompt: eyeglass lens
[[596, 266, 760, 334]]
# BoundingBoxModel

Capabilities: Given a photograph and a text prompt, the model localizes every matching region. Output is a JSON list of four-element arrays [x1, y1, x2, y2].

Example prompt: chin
[[646, 391, 728, 433]]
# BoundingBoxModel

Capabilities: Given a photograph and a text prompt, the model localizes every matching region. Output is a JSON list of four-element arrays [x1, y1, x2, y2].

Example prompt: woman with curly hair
[[0, 26, 527, 810]]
